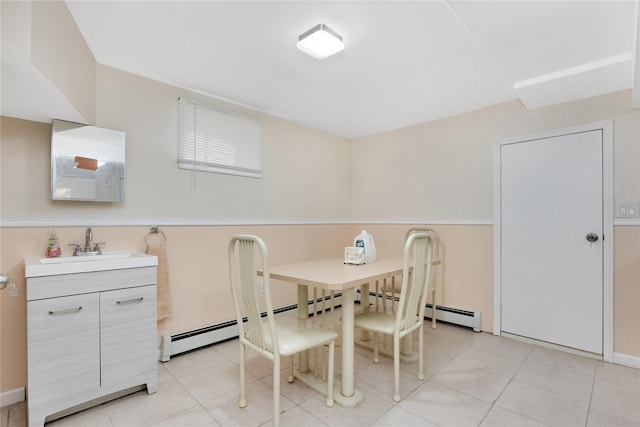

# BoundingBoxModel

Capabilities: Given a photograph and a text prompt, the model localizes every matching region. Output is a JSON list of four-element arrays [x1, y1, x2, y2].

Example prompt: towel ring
[[144, 226, 166, 252]]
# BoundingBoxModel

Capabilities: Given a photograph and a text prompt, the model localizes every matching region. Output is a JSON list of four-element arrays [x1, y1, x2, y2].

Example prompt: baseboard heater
[[359, 290, 482, 332], [159, 292, 344, 362]]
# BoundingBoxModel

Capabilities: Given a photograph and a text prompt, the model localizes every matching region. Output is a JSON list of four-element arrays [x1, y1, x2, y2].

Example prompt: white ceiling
[[3, 1, 639, 139]]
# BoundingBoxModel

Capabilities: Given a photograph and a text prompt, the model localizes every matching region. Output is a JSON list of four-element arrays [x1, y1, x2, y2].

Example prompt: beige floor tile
[[587, 403, 640, 427], [4, 321, 637, 427], [472, 333, 534, 360], [423, 332, 473, 360], [211, 337, 241, 360], [354, 357, 426, 402], [431, 359, 511, 403], [495, 380, 589, 426], [453, 345, 523, 378], [479, 406, 547, 427], [515, 359, 594, 401], [161, 346, 228, 379], [1, 406, 8, 426], [47, 409, 114, 427], [227, 347, 292, 380], [4, 402, 27, 427], [595, 362, 640, 389], [157, 362, 175, 385], [371, 406, 437, 427], [428, 323, 484, 345], [591, 378, 640, 418], [148, 405, 219, 427], [262, 406, 329, 427], [411, 351, 451, 379], [300, 392, 394, 427], [176, 360, 256, 404], [526, 346, 598, 377], [398, 380, 492, 426], [202, 380, 295, 427], [260, 371, 323, 405], [105, 380, 201, 427]]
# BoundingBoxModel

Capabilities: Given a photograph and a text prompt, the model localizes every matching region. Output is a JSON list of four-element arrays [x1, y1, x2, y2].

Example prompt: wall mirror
[[51, 119, 126, 202]]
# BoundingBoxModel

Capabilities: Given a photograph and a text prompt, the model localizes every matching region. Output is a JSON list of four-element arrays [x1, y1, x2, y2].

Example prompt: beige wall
[[0, 224, 352, 393], [0, 66, 352, 224], [0, 62, 354, 394], [614, 226, 640, 357], [351, 90, 640, 365], [351, 91, 639, 222], [353, 224, 494, 331], [30, 1, 97, 124], [1, 76, 639, 397]]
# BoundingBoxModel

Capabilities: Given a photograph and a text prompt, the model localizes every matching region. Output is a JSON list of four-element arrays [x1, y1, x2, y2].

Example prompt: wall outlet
[[617, 202, 640, 218]]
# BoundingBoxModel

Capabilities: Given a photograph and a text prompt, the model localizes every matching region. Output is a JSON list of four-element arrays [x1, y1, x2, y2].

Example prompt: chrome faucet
[[70, 227, 105, 256], [85, 227, 93, 251]]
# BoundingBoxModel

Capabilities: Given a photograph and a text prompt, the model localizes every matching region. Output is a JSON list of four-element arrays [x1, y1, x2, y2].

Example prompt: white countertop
[[25, 251, 158, 277]]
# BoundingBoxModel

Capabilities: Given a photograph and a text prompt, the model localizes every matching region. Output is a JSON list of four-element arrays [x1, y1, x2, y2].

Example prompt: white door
[[500, 129, 603, 353]]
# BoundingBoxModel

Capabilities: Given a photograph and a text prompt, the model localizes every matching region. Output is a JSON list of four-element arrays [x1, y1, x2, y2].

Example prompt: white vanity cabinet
[[25, 255, 158, 427]]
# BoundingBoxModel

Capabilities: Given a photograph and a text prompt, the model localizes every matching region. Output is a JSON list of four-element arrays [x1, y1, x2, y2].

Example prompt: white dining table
[[264, 257, 405, 407]]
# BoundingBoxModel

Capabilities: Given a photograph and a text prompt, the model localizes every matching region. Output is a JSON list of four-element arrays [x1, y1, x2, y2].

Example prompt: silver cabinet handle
[[116, 297, 144, 305], [49, 306, 83, 315]]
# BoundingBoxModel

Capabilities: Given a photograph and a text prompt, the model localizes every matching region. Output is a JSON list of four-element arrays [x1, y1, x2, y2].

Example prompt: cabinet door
[[100, 285, 157, 386], [27, 293, 100, 407]]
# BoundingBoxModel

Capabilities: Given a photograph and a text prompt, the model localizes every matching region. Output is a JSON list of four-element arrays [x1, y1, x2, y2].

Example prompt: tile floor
[[2, 317, 639, 427]]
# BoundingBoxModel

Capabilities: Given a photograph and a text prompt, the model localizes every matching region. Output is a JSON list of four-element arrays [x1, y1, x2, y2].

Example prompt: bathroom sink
[[38, 252, 135, 264], [25, 251, 157, 277]]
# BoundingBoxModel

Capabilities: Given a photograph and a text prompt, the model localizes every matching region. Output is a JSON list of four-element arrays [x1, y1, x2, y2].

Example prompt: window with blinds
[[178, 98, 262, 178]]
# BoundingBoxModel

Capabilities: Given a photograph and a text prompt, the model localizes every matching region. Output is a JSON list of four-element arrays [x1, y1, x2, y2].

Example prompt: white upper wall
[[351, 90, 639, 224]]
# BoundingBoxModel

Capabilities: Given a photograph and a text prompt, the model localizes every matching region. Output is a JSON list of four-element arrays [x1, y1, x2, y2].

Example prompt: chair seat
[[250, 321, 338, 356], [354, 311, 396, 335]]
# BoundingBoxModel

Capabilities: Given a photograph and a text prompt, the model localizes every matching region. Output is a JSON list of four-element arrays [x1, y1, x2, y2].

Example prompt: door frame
[[493, 120, 613, 362]]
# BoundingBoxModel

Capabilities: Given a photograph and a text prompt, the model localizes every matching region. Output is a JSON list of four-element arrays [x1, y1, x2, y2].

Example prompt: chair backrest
[[228, 234, 279, 358], [405, 227, 439, 258], [406, 227, 439, 292], [395, 232, 434, 333]]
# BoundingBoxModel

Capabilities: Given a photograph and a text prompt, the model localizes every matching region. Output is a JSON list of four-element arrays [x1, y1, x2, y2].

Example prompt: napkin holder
[[344, 246, 365, 265]]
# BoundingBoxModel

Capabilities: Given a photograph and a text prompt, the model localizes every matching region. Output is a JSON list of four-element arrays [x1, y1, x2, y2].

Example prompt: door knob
[[586, 233, 599, 242]]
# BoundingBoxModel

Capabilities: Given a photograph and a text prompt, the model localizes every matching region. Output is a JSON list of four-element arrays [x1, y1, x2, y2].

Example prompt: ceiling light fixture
[[296, 24, 344, 60]]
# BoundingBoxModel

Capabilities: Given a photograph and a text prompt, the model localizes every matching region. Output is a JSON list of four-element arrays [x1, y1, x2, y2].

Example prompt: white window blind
[[178, 98, 262, 178]]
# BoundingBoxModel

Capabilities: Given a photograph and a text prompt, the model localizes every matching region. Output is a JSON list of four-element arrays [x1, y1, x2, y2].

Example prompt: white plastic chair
[[382, 227, 440, 328], [228, 235, 337, 426], [353, 231, 434, 402]]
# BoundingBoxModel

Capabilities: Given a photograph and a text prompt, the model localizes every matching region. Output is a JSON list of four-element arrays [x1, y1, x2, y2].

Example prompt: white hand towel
[[146, 241, 172, 321]]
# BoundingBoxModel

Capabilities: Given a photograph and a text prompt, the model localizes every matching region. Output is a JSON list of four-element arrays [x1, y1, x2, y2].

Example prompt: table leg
[[292, 284, 363, 407], [297, 283, 310, 372], [341, 287, 355, 398], [360, 283, 371, 342]]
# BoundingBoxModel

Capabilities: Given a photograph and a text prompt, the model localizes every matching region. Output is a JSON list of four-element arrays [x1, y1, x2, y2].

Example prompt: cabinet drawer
[[101, 285, 157, 385], [27, 294, 100, 407], [27, 267, 157, 300]]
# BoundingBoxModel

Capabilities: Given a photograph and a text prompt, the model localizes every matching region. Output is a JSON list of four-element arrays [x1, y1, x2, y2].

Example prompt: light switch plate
[[617, 202, 640, 218]]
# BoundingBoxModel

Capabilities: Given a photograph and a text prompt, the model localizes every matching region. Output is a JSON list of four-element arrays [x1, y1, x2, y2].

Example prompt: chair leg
[[431, 289, 437, 329], [239, 344, 247, 408], [373, 332, 380, 363], [288, 355, 294, 383], [393, 335, 400, 402], [326, 341, 335, 407], [418, 324, 425, 381], [274, 356, 281, 426]]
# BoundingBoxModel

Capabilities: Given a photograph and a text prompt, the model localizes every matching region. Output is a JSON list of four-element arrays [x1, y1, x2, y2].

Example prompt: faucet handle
[[68, 243, 82, 256], [93, 242, 106, 254]]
